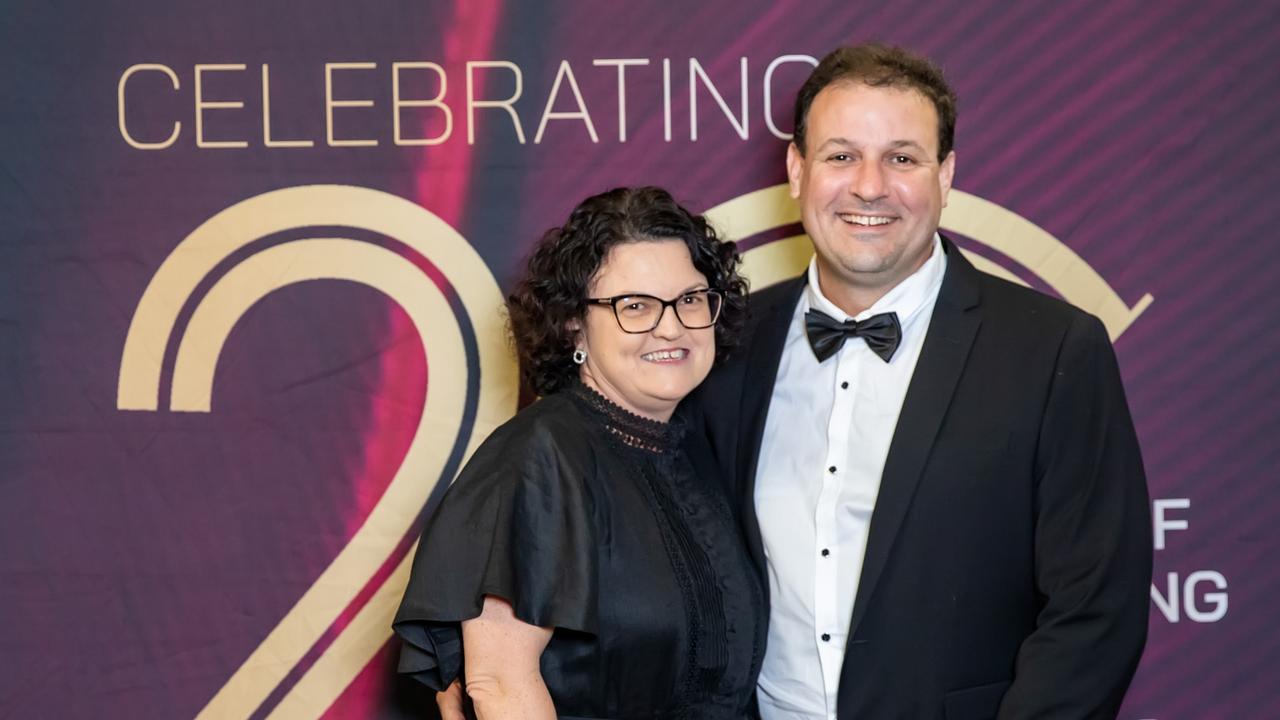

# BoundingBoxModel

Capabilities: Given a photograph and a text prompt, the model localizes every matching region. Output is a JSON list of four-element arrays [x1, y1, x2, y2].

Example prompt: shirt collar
[[803, 233, 947, 325]]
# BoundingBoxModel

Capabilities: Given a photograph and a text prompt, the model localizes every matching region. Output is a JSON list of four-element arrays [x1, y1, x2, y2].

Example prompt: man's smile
[[837, 212, 897, 227]]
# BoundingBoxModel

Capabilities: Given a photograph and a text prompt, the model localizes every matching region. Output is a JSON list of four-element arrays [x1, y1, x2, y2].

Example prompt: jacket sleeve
[[999, 313, 1152, 719]]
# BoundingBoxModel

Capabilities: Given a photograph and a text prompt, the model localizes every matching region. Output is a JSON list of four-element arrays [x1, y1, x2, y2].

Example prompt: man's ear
[[786, 142, 804, 200], [938, 150, 956, 207]]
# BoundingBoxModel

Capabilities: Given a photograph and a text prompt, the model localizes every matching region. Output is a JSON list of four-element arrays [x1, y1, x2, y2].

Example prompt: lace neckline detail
[[566, 381, 686, 454]]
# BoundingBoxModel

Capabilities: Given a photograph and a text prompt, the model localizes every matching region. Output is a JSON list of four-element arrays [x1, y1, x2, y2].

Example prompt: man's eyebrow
[[815, 137, 854, 151], [887, 139, 928, 151], [813, 138, 929, 152]]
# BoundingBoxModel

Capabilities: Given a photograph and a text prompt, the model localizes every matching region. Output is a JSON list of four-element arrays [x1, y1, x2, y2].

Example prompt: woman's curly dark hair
[[507, 186, 748, 396]]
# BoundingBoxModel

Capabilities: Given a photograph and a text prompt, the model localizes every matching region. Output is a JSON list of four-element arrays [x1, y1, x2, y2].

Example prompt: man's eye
[[890, 154, 916, 165], [828, 153, 852, 162]]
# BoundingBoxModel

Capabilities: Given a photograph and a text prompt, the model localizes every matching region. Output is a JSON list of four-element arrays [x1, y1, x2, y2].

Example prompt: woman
[[393, 186, 763, 719]]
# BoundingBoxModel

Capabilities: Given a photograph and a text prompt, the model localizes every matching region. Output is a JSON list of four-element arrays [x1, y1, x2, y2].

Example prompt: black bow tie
[[804, 309, 902, 363]]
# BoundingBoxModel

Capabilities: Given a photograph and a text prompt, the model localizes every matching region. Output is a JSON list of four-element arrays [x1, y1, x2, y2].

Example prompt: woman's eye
[[680, 294, 705, 306]]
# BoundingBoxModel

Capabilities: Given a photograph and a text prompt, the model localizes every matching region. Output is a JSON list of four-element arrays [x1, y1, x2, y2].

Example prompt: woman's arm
[[461, 595, 555, 720], [435, 679, 466, 720]]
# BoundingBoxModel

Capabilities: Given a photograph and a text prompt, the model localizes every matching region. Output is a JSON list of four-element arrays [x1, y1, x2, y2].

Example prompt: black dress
[[393, 382, 765, 719]]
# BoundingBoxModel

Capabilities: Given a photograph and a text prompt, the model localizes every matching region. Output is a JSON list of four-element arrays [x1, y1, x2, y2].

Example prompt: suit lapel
[[737, 277, 805, 572], [846, 238, 983, 638]]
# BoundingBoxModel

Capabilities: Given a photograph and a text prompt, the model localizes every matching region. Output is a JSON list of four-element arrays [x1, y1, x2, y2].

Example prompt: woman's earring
[[572, 348, 587, 365]]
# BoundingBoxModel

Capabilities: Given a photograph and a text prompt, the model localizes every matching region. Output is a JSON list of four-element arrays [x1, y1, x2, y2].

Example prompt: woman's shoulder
[[484, 390, 595, 451], [396, 394, 605, 654], [454, 391, 599, 492]]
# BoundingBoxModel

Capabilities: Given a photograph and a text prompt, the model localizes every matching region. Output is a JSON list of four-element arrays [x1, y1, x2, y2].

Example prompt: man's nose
[[850, 161, 886, 201]]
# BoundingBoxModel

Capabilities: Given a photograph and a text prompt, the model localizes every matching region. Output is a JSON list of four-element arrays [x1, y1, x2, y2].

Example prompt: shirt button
[[828, 466, 837, 473], [821, 633, 831, 642], [821, 548, 830, 557], [840, 381, 849, 389]]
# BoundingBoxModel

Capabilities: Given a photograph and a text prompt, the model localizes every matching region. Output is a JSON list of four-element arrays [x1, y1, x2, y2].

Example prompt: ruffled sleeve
[[391, 401, 599, 690]]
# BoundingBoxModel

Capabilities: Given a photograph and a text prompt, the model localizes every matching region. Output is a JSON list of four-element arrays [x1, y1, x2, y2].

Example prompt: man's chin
[[818, 253, 896, 282]]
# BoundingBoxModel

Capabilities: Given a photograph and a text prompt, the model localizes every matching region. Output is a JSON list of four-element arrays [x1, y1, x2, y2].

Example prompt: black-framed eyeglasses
[[585, 289, 723, 334]]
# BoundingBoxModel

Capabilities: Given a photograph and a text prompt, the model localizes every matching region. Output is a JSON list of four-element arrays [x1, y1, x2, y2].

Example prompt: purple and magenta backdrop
[[1, 1, 1278, 718]]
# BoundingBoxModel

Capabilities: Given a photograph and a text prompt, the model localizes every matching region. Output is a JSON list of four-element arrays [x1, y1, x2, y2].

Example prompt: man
[[688, 44, 1152, 718]]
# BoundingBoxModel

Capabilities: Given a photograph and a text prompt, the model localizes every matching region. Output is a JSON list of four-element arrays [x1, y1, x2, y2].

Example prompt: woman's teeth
[[642, 349, 687, 361]]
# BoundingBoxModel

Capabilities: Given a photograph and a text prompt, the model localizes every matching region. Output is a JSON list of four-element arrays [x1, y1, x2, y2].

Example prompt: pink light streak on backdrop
[[321, 1, 505, 716]]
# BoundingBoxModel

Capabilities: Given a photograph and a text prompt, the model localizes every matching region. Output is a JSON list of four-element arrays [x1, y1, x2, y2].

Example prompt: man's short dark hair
[[793, 43, 957, 162], [507, 186, 748, 396]]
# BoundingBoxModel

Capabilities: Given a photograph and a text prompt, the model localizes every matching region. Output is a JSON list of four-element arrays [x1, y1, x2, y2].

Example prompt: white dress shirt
[[755, 236, 947, 719]]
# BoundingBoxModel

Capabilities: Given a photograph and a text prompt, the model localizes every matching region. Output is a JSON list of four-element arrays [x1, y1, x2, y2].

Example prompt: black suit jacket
[[685, 237, 1151, 719]]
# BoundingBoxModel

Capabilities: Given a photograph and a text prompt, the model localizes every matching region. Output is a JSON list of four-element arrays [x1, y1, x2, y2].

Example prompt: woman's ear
[[565, 319, 585, 355]]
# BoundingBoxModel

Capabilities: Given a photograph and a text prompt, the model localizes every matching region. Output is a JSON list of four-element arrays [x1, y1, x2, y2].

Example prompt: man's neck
[[816, 276, 888, 317], [810, 236, 943, 318]]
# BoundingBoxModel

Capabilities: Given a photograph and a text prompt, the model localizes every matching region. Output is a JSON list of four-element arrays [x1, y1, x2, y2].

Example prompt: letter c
[[118, 63, 181, 149]]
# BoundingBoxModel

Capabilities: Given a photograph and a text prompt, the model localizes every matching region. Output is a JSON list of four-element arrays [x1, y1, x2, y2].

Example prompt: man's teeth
[[643, 349, 687, 361], [839, 213, 894, 226]]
